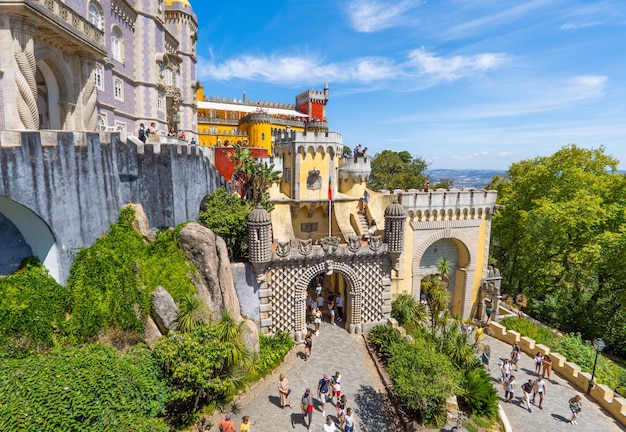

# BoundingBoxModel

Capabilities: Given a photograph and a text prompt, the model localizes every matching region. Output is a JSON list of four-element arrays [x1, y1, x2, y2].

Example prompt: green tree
[[368, 150, 429, 191], [491, 145, 626, 353], [199, 187, 252, 260], [433, 178, 455, 189], [230, 144, 281, 210]]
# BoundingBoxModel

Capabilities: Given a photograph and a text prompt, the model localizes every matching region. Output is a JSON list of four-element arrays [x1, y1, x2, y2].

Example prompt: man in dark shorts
[[317, 373, 331, 417]]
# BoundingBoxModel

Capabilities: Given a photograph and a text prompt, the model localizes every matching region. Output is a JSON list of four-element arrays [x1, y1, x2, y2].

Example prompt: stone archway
[[34, 55, 70, 130], [0, 196, 61, 282], [411, 229, 476, 318], [293, 260, 364, 340]]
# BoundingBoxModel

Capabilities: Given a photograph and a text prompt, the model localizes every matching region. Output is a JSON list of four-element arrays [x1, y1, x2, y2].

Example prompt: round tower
[[248, 205, 272, 263], [384, 198, 407, 254]]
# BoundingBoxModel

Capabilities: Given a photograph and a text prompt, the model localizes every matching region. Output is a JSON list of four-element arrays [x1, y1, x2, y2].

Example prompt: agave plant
[[177, 293, 210, 333]]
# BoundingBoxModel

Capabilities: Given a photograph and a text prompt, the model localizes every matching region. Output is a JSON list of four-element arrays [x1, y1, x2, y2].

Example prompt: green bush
[[256, 331, 294, 377], [552, 334, 619, 389], [387, 339, 462, 427], [369, 324, 403, 363], [461, 368, 499, 418], [0, 258, 70, 356], [391, 293, 427, 330], [0, 344, 169, 431], [500, 317, 555, 346]]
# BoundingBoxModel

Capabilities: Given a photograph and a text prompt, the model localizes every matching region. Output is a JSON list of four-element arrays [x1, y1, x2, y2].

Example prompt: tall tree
[[230, 144, 281, 210], [490, 145, 626, 354], [368, 150, 429, 191]]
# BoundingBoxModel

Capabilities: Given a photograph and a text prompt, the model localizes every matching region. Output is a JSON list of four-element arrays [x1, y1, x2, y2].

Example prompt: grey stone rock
[[242, 319, 260, 354], [152, 286, 179, 334], [180, 223, 241, 321], [232, 262, 260, 324], [144, 316, 163, 349]]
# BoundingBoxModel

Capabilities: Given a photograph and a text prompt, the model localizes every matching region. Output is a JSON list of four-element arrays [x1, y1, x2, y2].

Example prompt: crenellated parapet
[[338, 156, 371, 182], [393, 188, 498, 221], [273, 130, 343, 158]]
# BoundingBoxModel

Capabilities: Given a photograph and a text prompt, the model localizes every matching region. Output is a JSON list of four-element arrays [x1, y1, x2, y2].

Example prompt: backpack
[[138, 127, 146, 140]]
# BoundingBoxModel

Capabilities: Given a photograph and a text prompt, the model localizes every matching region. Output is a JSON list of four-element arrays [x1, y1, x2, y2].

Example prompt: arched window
[[111, 27, 123, 62], [97, 114, 106, 131], [94, 64, 104, 90], [114, 78, 123, 101], [88, 2, 103, 30]]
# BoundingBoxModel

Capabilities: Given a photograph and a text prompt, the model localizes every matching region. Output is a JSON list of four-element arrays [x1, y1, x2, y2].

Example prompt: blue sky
[[192, 0, 626, 170]]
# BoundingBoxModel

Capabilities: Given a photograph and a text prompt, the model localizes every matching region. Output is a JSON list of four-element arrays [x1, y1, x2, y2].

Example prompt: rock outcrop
[[152, 286, 179, 334], [180, 223, 242, 322], [242, 319, 260, 353]]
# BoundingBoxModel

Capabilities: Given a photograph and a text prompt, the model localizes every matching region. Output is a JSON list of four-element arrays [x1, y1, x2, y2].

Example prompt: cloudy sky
[[191, 0, 626, 170]]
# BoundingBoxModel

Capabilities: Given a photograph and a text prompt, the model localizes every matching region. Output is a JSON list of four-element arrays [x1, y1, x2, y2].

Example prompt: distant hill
[[427, 169, 505, 189]]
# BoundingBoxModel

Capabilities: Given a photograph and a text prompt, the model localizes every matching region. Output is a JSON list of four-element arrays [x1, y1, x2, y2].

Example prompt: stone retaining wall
[[489, 321, 626, 426]]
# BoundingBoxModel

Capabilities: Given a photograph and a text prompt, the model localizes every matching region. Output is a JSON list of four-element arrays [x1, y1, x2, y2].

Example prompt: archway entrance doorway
[[307, 271, 350, 332]]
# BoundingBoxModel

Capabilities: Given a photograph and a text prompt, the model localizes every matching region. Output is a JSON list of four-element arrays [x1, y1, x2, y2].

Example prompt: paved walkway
[[482, 334, 626, 432], [233, 321, 397, 432]]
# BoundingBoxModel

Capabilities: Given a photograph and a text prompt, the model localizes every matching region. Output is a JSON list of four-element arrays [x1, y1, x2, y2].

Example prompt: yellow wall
[[297, 149, 331, 202]]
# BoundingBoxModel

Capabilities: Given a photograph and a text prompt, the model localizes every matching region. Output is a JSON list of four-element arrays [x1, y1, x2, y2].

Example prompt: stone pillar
[[80, 55, 97, 130], [10, 17, 38, 130]]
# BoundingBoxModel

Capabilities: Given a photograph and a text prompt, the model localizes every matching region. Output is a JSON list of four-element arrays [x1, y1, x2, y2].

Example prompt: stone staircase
[[357, 211, 369, 235]]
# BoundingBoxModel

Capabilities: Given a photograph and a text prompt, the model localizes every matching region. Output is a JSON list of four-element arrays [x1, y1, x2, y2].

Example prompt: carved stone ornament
[[369, 235, 383, 251], [276, 241, 291, 258], [325, 259, 335, 275], [298, 239, 313, 256], [348, 235, 362, 253], [321, 237, 340, 254]]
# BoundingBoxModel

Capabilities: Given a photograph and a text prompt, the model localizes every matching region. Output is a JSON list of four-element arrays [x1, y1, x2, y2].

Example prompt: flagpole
[[328, 175, 333, 238]]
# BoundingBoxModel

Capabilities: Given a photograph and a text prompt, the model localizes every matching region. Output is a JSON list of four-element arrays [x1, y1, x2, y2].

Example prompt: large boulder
[[126, 203, 155, 241], [152, 286, 179, 334], [144, 316, 163, 348], [242, 319, 260, 353], [180, 223, 242, 321]]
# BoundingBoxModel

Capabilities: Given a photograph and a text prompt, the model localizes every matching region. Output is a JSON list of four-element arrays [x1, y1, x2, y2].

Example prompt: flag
[[328, 176, 333, 202]]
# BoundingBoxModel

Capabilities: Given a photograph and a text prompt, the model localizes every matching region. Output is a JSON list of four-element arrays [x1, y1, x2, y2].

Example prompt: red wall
[[213, 146, 269, 181]]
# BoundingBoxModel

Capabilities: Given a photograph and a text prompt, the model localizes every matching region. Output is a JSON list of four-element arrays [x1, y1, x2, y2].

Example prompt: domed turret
[[384, 198, 407, 254], [248, 205, 272, 263]]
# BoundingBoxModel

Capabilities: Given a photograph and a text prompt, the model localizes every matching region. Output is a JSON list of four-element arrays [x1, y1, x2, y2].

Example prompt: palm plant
[[215, 309, 251, 370], [177, 293, 210, 333], [391, 293, 428, 330]]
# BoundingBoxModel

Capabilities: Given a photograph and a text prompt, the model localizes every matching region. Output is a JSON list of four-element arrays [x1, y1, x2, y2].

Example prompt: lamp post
[[587, 338, 606, 394]]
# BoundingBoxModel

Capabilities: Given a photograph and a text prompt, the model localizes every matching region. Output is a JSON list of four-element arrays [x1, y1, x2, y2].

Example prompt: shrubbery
[[256, 330, 294, 377], [501, 317, 623, 394], [0, 344, 169, 431], [0, 258, 69, 357]]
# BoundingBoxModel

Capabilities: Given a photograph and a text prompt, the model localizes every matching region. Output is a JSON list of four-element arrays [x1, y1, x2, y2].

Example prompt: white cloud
[[197, 49, 507, 89], [406, 48, 508, 81], [344, 0, 421, 33]]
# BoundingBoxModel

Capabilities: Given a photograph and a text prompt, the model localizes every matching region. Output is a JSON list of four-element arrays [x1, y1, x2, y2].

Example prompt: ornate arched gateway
[[248, 201, 407, 341]]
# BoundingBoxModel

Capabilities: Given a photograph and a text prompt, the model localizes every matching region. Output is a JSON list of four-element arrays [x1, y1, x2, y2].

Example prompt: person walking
[[362, 190, 370, 212], [317, 374, 331, 417], [531, 375, 546, 409], [330, 371, 342, 402], [522, 379, 534, 412], [239, 415, 255, 431], [336, 394, 348, 429], [322, 415, 337, 432], [505, 375, 517, 403], [335, 293, 344, 322], [511, 342, 521, 371], [486, 303, 494, 323], [301, 389, 314, 430], [481, 345, 491, 371], [500, 359, 512, 387], [304, 329, 314, 361], [278, 373, 292, 409], [314, 308, 322, 336], [219, 412, 236, 432], [534, 352, 544, 375], [344, 407, 356, 432], [542, 355, 553, 379], [569, 394, 583, 425]]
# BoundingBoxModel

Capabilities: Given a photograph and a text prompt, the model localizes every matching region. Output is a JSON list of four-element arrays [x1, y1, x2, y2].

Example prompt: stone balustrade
[[489, 321, 626, 426]]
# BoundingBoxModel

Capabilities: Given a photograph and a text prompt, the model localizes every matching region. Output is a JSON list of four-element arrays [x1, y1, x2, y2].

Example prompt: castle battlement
[[274, 130, 343, 158], [203, 96, 296, 110], [389, 188, 498, 220]]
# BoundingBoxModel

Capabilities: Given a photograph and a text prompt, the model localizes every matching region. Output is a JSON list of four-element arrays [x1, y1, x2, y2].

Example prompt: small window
[[88, 2, 103, 30], [157, 94, 163, 110], [97, 113, 106, 131], [95, 64, 104, 90], [111, 27, 123, 62], [261, 132, 265, 141], [114, 78, 123, 101], [165, 69, 173, 86], [284, 167, 291, 183]]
